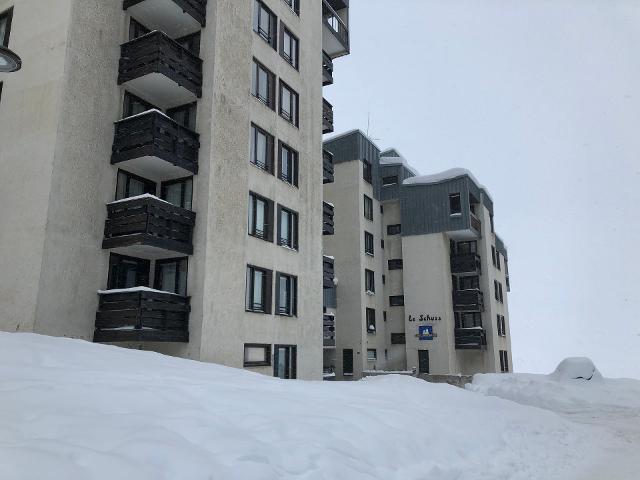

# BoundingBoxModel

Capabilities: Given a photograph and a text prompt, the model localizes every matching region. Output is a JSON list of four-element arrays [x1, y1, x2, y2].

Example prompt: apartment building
[[0, 0, 350, 380], [323, 130, 512, 380]]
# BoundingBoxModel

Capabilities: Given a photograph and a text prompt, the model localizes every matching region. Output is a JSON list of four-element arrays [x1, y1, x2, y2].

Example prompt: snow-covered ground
[[1, 333, 638, 480]]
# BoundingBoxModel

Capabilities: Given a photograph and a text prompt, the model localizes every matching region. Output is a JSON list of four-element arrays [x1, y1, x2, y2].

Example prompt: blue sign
[[418, 325, 435, 341]]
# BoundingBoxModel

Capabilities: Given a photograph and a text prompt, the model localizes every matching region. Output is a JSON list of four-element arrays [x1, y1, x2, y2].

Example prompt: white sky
[[325, 0, 640, 378]]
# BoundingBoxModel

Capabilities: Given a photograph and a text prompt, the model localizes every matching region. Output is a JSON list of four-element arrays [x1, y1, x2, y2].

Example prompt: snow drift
[[0, 333, 638, 480]]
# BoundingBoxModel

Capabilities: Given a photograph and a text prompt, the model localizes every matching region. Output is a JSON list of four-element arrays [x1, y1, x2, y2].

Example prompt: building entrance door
[[418, 350, 430, 374]]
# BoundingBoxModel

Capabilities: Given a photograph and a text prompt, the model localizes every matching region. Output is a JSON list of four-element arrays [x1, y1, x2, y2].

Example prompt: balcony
[[323, 98, 334, 134], [323, 51, 334, 86], [323, 149, 334, 184], [118, 31, 203, 108], [454, 328, 487, 350], [450, 253, 481, 275], [123, 0, 207, 37], [102, 195, 196, 259], [323, 313, 336, 347], [322, 0, 349, 58], [94, 288, 190, 343], [111, 110, 200, 178], [323, 255, 335, 289], [323, 202, 335, 235], [452, 290, 484, 312]]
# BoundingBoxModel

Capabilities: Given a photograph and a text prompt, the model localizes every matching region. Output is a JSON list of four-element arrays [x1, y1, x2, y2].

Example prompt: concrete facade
[[0, 0, 351, 380], [323, 130, 513, 380]]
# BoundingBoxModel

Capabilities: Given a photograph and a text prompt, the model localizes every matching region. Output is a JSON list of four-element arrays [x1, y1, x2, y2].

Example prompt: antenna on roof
[[366, 112, 380, 143]]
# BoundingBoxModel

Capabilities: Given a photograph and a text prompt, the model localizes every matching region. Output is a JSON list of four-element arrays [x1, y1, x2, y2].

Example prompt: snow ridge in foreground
[[0, 333, 636, 480]]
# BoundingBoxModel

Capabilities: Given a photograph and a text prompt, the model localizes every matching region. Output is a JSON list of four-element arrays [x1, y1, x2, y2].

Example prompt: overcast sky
[[325, 0, 640, 378]]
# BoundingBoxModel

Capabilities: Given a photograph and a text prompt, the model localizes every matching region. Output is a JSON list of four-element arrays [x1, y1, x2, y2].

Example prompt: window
[[449, 193, 462, 215], [129, 18, 150, 41], [491, 246, 497, 267], [367, 349, 377, 362], [388, 259, 403, 270], [365, 269, 375, 294], [380, 204, 384, 214], [115, 170, 156, 200], [366, 308, 376, 334], [282, 0, 300, 15], [456, 312, 482, 328], [381, 239, 385, 249], [244, 344, 271, 367], [280, 24, 299, 69], [161, 177, 193, 210], [490, 215, 495, 233], [276, 273, 297, 316], [175, 31, 201, 57], [389, 295, 405, 306], [499, 350, 509, 373], [382, 274, 386, 285], [391, 333, 406, 344], [494, 280, 500, 301], [246, 265, 273, 313], [455, 241, 477, 255], [363, 161, 372, 184], [253, 0, 277, 48], [107, 253, 149, 289], [248, 192, 274, 241], [154, 258, 188, 296], [383, 311, 387, 322], [363, 195, 373, 221], [0, 7, 13, 47], [459, 276, 480, 291], [277, 206, 298, 250], [496, 251, 502, 271], [343, 349, 354, 375], [382, 176, 398, 186], [498, 282, 504, 303], [279, 81, 299, 126], [167, 102, 197, 131], [497, 315, 506, 336], [278, 142, 298, 186], [250, 124, 275, 172], [364, 231, 374, 256], [123, 92, 156, 118], [274, 345, 297, 379], [387, 224, 401, 235], [251, 59, 275, 109]]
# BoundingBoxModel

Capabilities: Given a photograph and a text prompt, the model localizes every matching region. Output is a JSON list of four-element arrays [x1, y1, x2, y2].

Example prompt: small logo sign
[[418, 325, 436, 341]]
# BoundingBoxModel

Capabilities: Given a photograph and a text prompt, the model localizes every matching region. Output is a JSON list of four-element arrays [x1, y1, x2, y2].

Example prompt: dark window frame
[[388, 259, 403, 270], [160, 176, 194, 210], [154, 257, 189, 296], [282, 0, 300, 15], [364, 231, 374, 256], [175, 31, 201, 57], [122, 91, 156, 119], [382, 175, 398, 186], [274, 344, 297, 379], [250, 123, 275, 173], [277, 205, 299, 250], [499, 350, 509, 373], [449, 193, 462, 215], [365, 269, 375, 294], [387, 224, 401, 235], [363, 195, 374, 221], [115, 169, 156, 200], [253, 0, 278, 49], [167, 102, 198, 131], [275, 272, 298, 316], [251, 59, 276, 109], [248, 191, 275, 242], [367, 348, 377, 362], [389, 295, 405, 307], [343, 349, 354, 375], [362, 160, 372, 184], [366, 308, 376, 334], [279, 80, 299, 127], [129, 17, 150, 41], [277, 141, 299, 186], [243, 343, 272, 367], [107, 253, 150, 290], [246, 264, 273, 314], [279, 22, 299, 70]]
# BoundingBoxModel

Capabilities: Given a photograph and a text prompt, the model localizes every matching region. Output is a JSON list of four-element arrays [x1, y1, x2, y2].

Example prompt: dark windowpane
[[154, 258, 188, 296], [363, 195, 373, 220], [123, 92, 156, 118], [250, 124, 274, 172], [343, 349, 353, 375], [107, 254, 150, 290], [449, 193, 462, 215], [115, 170, 156, 200], [253, 0, 277, 48], [387, 224, 401, 235], [161, 177, 193, 210], [382, 176, 398, 186], [167, 102, 197, 131], [364, 232, 374, 255], [363, 161, 372, 184], [249, 192, 274, 241]]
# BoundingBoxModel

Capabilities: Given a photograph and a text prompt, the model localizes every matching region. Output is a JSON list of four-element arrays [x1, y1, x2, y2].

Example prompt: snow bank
[[0, 334, 631, 480], [550, 357, 603, 382]]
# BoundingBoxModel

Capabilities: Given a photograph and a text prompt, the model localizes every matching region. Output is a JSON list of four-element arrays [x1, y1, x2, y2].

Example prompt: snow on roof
[[107, 193, 172, 206], [97, 286, 178, 296], [403, 167, 493, 200], [379, 155, 419, 176], [116, 108, 170, 123]]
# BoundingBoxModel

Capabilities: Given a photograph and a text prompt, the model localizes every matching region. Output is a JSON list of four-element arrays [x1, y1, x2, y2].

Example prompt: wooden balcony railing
[[454, 328, 487, 350], [323, 255, 335, 289], [323, 202, 335, 235], [452, 290, 485, 312], [323, 149, 334, 184], [322, 98, 334, 134], [450, 253, 481, 275]]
